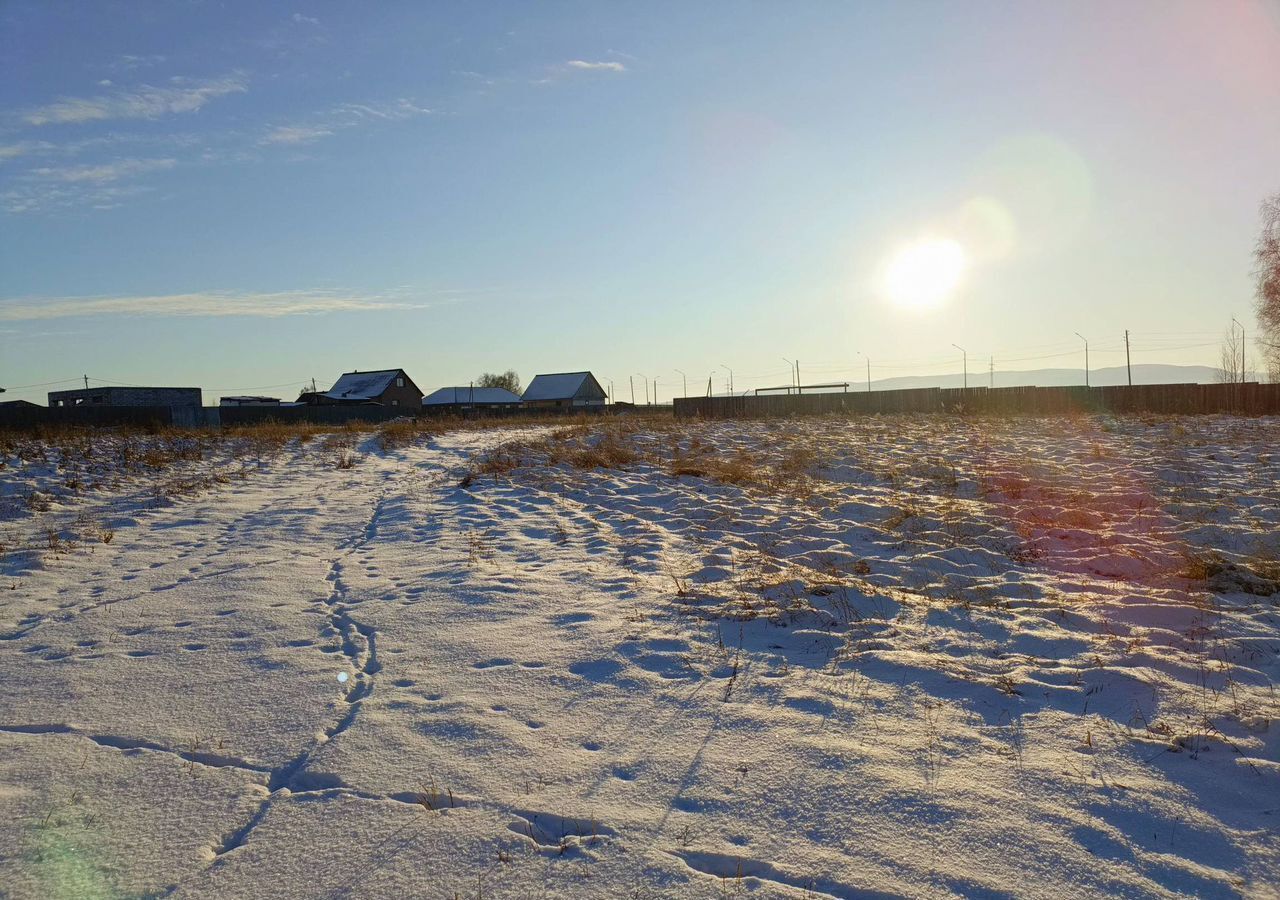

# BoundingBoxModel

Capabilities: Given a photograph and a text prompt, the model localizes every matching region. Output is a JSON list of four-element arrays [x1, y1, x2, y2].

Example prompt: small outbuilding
[[306, 369, 423, 408], [521, 372, 608, 409], [422, 387, 522, 411], [219, 396, 282, 407]]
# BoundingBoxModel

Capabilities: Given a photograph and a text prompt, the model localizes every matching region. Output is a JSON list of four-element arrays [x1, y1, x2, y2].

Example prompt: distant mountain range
[[776, 364, 1224, 393]]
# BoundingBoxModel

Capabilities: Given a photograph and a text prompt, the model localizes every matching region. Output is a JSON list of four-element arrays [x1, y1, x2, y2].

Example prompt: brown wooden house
[[306, 369, 423, 408]]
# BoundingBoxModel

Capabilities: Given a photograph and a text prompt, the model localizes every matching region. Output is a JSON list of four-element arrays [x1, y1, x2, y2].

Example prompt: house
[[48, 386, 202, 408], [0, 399, 41, 409], [219, 396, 282, 407], [521, 372, 608, 408], [422, 386, 522, 411], [305, 369, 423, 408]]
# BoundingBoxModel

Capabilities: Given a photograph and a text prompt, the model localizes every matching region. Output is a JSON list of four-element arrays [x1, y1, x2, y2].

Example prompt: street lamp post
[[674, 369, 687, 398], [635, 374, 648, 406], [952, 344, 967, 389], [782, 357, 796, 392], [720, 364, 734, 396], [1074, 332, 1089, 387], [857, 352, 871, 392]]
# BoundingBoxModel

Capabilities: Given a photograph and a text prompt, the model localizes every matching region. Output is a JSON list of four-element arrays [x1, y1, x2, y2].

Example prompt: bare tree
[[1215, 326, 1244, 384], [1255, 194, 1280, 382], [476, 370, 521, 394]]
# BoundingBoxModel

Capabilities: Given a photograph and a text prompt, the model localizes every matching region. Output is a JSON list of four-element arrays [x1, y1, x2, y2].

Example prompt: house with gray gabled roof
[[306, 369, 423, 408], [422, 386, 522, 410], [521, 372, 608, 408]]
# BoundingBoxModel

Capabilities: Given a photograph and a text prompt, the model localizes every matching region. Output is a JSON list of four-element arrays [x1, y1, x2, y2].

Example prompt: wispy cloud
[[292, 12, 321, 26], [565, 60, 626, 72], [533, 59, 630, 84], [110, 54, 168, 71], [31, 157, 176, 183], [0, 141, 56, 162], [23, 73, 248, 126], [0, 289, 445, 321], [260, 98, 431, 147], [334, 98, 433, 120], [2, 156, 178, 212], [1, 183, 154, 214], [262, 125, 334, 145]]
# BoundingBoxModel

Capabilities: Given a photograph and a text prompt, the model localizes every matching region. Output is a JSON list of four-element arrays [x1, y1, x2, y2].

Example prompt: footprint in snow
[[568, 658, 624, 681]]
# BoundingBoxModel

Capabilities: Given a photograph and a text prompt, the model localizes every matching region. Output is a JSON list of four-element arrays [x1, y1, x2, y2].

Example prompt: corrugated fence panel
[[672, 384, 1280, 420]]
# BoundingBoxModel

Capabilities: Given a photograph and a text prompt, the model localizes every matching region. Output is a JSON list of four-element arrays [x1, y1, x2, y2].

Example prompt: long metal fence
[[672, 383, 1280, 419]]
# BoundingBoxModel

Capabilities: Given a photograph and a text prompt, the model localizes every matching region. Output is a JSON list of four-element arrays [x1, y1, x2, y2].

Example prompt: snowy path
[[2, 418, 1278, 898]]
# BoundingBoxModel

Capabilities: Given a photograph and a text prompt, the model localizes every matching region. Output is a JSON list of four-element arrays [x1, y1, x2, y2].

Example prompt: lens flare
[[882, 238, 966, 309]]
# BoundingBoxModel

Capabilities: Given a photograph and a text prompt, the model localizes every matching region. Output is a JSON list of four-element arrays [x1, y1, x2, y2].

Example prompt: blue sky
[[3, 1, 1279, 403]]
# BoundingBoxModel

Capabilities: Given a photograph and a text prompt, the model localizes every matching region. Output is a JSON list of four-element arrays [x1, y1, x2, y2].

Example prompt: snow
[[1, 415, 1278, 898], [423, 387, 522, 406], [325, 370, 401, 401], [521, 372, 595, 402]]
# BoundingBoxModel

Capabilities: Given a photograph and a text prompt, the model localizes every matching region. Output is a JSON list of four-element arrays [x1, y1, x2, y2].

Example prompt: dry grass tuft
[[669, 449, 757, 484], [377, 419, 439, 452]]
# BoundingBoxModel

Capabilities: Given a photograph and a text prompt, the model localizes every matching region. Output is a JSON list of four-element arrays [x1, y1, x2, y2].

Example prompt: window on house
[[391, 399, 398, 406], [396, 377, 404, 387]]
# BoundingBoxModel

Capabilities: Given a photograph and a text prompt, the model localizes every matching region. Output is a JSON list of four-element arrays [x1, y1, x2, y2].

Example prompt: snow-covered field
[[1, 415, 1278, 899]]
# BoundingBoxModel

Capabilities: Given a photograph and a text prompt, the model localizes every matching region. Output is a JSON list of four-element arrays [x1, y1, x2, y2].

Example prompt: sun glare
[[883, 238, 966, 309]]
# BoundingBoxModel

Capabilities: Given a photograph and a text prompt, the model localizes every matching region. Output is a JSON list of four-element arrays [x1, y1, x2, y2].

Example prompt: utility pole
[[795, 360, 800, 390], [635, 374, 648, 406], [720, 364, 733, 396], [1124, 330, 1132, 386], [606, 379, 614, 403], [706, 374, 712, 398], [653, 377, 658, 405], [629, 376, 634, 405], [674, 369, 687, 398], [83, 374, 89, 389], [989, 356, 994, 389], [952, 344, 967, 389], [782, 358, 795, 392], [1074, 332, 1089, 387]]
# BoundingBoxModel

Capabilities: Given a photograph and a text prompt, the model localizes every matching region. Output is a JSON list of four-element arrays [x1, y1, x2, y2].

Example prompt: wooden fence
[[672, 383, 1280, 420]]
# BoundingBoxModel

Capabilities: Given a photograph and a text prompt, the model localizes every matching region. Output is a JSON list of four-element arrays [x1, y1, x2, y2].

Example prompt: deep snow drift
[[1, 415, 1277, 898]]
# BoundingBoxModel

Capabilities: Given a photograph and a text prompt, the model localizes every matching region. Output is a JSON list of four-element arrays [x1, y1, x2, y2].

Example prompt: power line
[[0, 376, 83, 389]]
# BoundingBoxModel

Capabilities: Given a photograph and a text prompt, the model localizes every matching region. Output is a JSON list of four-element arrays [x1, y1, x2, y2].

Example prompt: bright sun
[[883, 238, 966, 309]]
